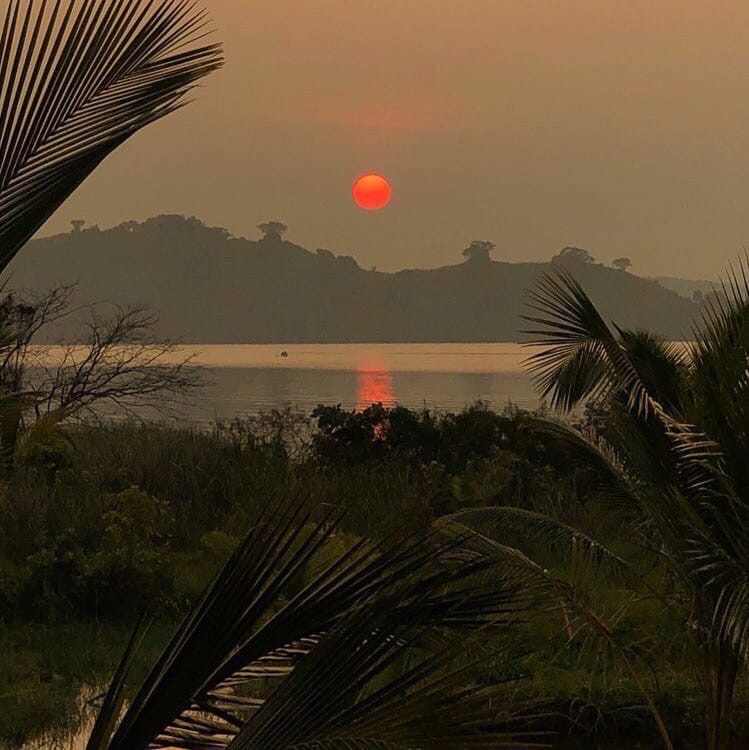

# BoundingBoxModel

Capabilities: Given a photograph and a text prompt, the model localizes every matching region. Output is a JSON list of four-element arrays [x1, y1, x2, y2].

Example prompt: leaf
[[0, 0, 223, 272], [99, 503, 532, 749]]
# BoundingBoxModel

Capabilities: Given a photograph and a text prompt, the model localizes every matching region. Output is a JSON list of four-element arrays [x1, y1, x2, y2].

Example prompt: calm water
[[168, 343, 538, 422]]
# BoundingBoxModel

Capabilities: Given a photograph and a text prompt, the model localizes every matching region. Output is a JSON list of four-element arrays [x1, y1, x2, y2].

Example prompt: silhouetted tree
[[462, 240, 495, 263], [0, 284, 201, 473], [612, 257, 632, 272], [258, 221, 288, 241], [553, 246, 595, 264]]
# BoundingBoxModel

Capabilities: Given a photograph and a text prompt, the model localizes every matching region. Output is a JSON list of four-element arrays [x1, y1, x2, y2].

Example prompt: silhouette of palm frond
[[88, 503, 541, 750], [0, 0, 223, 271]]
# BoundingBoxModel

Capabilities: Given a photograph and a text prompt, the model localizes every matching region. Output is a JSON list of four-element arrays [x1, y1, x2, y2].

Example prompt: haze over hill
[[9, 216, 699, 343], [652, 275, 717, 300]]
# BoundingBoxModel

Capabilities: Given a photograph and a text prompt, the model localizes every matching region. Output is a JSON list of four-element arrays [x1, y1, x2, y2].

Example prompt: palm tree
[[0, 0, 224, 273], [86, 503, 543, 749], [449, 266, 749, 749]]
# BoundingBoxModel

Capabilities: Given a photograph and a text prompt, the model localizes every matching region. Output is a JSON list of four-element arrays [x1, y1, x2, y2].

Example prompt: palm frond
[[0, 0, 223, 271], [444, 505, 631, 582], [100, 504, 530, 750], [226, 608, 545, 750], [690, 256, 749, 493], [436, 522, 675, 750], [522, 416, 643, 512], [524, 270, 678, 419], [86, 612, 151, 750], [616, 330, 689, 415]]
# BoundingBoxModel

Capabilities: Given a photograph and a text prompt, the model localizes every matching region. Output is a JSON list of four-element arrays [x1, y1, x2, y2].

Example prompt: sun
[[353, 173, 392, 210]]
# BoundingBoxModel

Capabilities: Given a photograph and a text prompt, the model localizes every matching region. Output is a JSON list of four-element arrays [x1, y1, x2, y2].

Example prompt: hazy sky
[[40, 0, 749, 279]]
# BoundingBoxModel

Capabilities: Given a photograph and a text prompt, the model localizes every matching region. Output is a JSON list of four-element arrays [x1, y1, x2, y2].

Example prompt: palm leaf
[[524, 270, 680, 419], [100, 504, 529, 749], [444, 505, 631, 582], [86, 612, 151, 750], [226, 607, 545, 750], [437, 522, 675, 750], [0, 0, 223, 272], [690, 257, 749, 491]]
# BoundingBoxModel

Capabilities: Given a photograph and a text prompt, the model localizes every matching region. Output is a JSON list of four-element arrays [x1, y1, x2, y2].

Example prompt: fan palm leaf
[[524, 270, 687, 421]]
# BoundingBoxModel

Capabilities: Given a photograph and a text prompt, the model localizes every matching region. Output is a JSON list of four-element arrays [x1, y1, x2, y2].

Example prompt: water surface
[[171, 343, 538, 421]]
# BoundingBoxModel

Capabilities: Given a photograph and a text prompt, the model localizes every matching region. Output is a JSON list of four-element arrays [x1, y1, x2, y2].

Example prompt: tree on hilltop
[[553, 246, 596, 265], [258, 221, 288, 241], [462, 240, 495, 263]]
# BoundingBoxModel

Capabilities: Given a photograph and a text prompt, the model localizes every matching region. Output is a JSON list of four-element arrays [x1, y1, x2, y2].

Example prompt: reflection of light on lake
[[357, 368, 394, 410]]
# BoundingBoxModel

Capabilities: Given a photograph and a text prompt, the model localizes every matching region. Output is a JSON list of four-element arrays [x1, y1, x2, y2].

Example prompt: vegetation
[[445, 266, 749, 749], [0, 399, 738, 748], [0, 406, 546, 747], [257, 221, 289, 241], [462, 240, 495, 263], [0, 282, 200, 476]]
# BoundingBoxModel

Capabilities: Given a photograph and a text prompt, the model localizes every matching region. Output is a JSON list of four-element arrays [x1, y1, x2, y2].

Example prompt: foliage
[[456, 262, 749, 749], [552, 247, 596, 265], [257, 221, 288, 240], [463, 240, 495, 262], [85, 501, 541, 750], [17, 486, 174, 620], [1, 403, 747, 747], [0, 0, 223, 273], [0, 403, 598, 620], [0, 282, 202, 475]]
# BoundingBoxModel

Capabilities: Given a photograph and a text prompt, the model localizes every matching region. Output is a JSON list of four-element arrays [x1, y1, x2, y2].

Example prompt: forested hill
[[7, 215, 698, 343]]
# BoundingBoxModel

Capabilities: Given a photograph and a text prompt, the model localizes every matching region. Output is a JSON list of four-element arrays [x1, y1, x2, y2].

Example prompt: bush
[[10, 487, 174, 619]]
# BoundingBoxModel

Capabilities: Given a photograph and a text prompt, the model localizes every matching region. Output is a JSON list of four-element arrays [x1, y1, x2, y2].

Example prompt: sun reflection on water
[[356, 368, 394, 410]]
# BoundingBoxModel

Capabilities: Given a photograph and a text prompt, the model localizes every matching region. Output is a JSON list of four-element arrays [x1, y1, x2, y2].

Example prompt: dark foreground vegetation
[[0, 399, 744, 748]]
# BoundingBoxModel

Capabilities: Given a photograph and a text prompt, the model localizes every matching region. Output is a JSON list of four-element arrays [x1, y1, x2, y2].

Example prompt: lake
[[167, 343, 539, 422]]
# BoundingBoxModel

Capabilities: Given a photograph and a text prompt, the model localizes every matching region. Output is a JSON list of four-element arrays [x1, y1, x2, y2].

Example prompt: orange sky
[[40, 0, 749, 279]]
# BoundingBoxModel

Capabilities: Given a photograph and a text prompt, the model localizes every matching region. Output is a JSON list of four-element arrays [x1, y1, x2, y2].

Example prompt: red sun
[[353, 173, 392, 210]]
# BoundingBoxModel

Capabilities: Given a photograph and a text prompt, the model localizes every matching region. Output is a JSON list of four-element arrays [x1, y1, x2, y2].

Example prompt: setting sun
[[353, 173, 392, 210]]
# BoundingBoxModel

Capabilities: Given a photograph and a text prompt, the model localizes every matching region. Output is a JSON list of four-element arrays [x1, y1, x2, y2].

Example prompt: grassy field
[[1, 405, 747, 747]]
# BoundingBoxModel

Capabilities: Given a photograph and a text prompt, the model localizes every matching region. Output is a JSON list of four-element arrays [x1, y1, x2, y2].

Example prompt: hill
[[5, 216, 698, 343], [653, 275, 717, 300]]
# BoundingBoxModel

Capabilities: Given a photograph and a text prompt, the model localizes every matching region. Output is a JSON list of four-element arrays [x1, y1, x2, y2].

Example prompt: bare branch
[[0, 284, 203, 425]]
